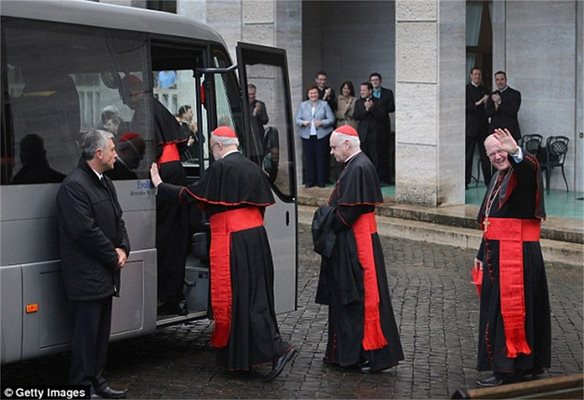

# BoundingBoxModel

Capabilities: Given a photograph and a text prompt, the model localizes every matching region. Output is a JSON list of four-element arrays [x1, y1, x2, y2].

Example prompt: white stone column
[[395, 0, 465, 206], [177, 0, 207, 23]]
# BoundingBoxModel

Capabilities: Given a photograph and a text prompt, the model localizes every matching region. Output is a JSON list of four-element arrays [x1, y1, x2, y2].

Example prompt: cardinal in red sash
[[474, 128, 550, 387], [150, 126, 295, 382], [313, 125, 403, 374]]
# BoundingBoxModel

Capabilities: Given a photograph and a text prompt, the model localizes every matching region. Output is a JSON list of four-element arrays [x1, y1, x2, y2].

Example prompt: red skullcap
[[212, 126, 237, 138], [119, 132, 140, 142], [334, 125, 358, 137], [121, 75, 144, 93]]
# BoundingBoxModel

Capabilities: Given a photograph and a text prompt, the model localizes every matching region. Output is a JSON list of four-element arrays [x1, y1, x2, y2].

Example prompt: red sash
[[351, 212, 388, 351], [209, 207, 264, 348], [157, 142, 180, 164], [484, 217, 540, 358]]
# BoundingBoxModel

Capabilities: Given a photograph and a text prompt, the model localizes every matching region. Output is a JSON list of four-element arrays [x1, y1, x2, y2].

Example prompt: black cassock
[[476, 152, 551, 373], [158, 151, 290, 370], [314, 151, 403, 372]]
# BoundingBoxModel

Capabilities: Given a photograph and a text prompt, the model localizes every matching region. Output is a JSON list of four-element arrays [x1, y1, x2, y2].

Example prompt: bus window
[[211, 49, 243, 139], [2, 18, 152, 184]]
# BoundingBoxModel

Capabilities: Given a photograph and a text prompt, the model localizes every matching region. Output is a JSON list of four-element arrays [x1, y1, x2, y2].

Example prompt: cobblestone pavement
[[2, 224, 582, 399]]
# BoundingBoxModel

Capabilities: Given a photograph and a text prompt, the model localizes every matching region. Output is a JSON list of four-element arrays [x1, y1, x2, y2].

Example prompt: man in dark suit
[[465, 67, 490, 187], [57, 129, 130, 399], [369, 73, 395, 184], [247, 83, 269, 165], [315, 71, 336, 112], [486, 71, 522, 140], [353, 81, 387, 179]]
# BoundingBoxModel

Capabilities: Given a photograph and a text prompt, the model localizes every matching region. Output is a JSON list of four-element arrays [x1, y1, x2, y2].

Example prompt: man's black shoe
[[476, 373, 518, 388], [96, 386, 127, 399], [264, 346, 296, 382], [158, 300, 188, 316], [360, 360, 374, 374]]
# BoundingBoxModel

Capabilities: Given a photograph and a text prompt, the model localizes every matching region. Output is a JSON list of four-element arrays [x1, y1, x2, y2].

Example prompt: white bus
[[0, 0, 298, 364]]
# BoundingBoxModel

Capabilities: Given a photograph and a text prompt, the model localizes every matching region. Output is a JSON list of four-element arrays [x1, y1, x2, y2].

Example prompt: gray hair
[[334, 132, 361, 148], [211, 134, 239, 147], [80, 129, 114, 160]]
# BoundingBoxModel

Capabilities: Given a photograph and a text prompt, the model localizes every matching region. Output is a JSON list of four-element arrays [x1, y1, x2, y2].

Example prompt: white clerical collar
[[91, 168, 103, 180], [499, 86, 508, 92], [471, 82, 480, 87], [345, 150, 361, 164], [221, 149, 239, 159]]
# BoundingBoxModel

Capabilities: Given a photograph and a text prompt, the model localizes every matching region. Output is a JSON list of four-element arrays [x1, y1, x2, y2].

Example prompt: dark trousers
[[361, 134, 378, 176], [69, 298, 113, 392], [477, 136, 493, 186], [157, 160, 189, 304], [377, 133, 395, 184], [303, 135, 330, 187], [465, 135, 477, 185]]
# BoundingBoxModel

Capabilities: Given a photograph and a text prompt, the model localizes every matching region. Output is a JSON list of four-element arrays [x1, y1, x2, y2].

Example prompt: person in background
[[105, 132, 145, 181], [474, 128, 550, 387], [57, 129, 129, 399], [177, 105, 203, 162], [295, 84, 335, 188], [486, 71, 522, 141], [120, 74, 189, 316], [465, 67, 490, 188], [11, 133, 65, 184], [150, 126, 296, 382], [247, 84, 269, 165], [315, 71, 336, 112], [335, 81, 357, 129], [353, 81, 386, 182], [368, 73, 395, 185], [313, 125, 404, 374]]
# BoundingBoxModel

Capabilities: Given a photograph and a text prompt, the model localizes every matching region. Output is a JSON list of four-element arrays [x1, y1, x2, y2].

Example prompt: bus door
[[236, 42, 297, 313]]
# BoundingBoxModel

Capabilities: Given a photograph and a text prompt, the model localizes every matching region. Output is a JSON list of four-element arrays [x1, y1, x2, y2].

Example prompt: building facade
[[102, 0, 584, 205]]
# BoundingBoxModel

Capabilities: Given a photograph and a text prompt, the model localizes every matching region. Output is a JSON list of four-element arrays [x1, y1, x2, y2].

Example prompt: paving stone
[[2, 223, 582, 398]]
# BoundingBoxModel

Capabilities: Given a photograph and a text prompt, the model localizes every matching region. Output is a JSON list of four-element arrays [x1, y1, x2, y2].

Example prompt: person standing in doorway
[[465, 67, 490, 187], [486, 71, 522, 141], [369, 73, 395, 185]]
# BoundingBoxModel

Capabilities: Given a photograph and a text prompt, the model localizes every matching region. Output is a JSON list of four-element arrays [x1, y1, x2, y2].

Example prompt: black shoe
[[523, 366, 546, 380], [305, 184, 315, 188], [318, 184, 326, 188], [476, 373, 517, 388], [360, 360, 373, 374], [264, 346, 297, 382], [158, 300, 188, 316], [96, 386, 127, 399]]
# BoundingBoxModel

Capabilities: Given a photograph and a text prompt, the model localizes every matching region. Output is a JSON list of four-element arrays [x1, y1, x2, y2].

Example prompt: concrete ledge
[[298, 205, 583, 267], [297, 188, 584, 244]]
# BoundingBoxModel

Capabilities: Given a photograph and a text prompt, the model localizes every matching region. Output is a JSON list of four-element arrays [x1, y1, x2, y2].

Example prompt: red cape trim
[[179, 187, 273, 207], [209, 207, 264, 348], [484, 218, 540, 358], [157, 142, 180, 164], [351, 212, 388, 351]]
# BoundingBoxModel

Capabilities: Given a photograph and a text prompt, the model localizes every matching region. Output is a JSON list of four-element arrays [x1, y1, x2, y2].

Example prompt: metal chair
[[520, 134, 543, 158], [540, 136, 570, 193]]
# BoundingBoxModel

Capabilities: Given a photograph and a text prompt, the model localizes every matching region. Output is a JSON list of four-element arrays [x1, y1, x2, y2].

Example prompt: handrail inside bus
[[194, 64, 237, 78]]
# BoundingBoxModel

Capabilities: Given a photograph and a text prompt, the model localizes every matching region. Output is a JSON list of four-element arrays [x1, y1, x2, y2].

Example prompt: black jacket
[[465, 83, 488, 138], [486, 86, 522, 139], [57, 159, 130, 301], [353, 97, 388, 143]]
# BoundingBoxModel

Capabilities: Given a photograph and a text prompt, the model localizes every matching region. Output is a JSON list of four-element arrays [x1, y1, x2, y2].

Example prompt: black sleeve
[[353, 100, 367, 121], [499, 90, 521, 118], [57, 182, 119, 268], [331, 204, 373, 232], [386, 89, 395, 114]]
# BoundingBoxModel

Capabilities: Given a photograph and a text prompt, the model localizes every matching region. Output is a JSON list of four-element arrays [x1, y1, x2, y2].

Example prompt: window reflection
[[2, 20, 150, 184]]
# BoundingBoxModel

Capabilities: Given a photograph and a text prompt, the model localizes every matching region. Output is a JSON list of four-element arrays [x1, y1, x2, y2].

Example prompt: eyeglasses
[[210, 142, 220, 150]]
